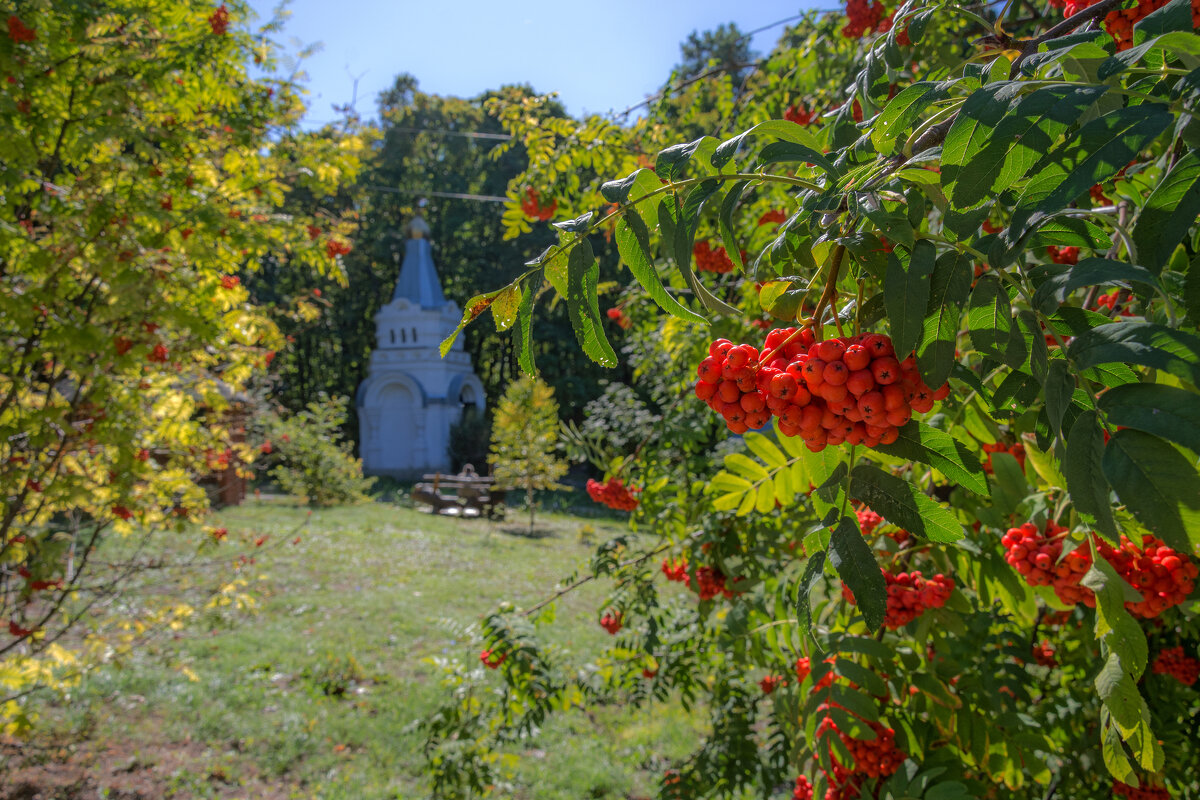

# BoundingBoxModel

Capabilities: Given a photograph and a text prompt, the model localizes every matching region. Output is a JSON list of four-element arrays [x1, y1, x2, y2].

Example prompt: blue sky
[[247, 0, 817, 125]]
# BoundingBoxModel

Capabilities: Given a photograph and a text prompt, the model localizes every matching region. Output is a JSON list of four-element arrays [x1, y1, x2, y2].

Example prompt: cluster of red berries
[[759, 674, 786, 694], [695, 330, 949, 448], [480, 648, 506, 669], [1099, 535, 1198, 618], [856, 506, 909, 545], [325, 239, 352, 259], [1032, 640, 1058, 668], [982, 441, 1026, 474], [9, 620, 34, 637], [1151, 646, 1200, 686], [586, 477, 639, 511], [794, 718, 900, 800], [692, 240, 736, 273], [1002, 520, 1095, 606], [7, 15, 35, 43], [600, 611, 623, 634], [758, 209, 788, 226], [1047, 245, 1079, 265], [16, 567, 59, 592], [662, 558, 689, 583], [840, 720, 906, 778], [1004, 524, 1198, 618], [784, 105, 817, 126], [220, 275, 240, 290], [208, 4, 230, 35], [605, 307, 632, 329], [856, 507, 883, 535], [1095, 289, 1136, 317], [1105, 0, 1199, 50], [794, 655, 838, 690], [1113, 780, 1173, 800], [842, 0, 890, 37], [696, 565, 736, 601], [843, 569, 955, 629], [520, 187, 557, 221]]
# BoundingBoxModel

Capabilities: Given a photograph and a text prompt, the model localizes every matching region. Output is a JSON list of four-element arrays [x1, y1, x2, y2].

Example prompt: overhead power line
[[365, 185, 509, 203]]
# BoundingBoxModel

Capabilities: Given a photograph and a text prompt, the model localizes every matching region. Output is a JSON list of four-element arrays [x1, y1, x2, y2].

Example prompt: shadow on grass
[[497, 525, 558, 540]]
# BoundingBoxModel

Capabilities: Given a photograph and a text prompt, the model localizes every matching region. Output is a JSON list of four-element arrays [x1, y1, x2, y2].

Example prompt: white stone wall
[[357, 298, 485, 479]]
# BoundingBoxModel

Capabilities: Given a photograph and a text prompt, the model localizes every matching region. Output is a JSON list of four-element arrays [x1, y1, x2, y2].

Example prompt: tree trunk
[[527, 479, 535, 535]]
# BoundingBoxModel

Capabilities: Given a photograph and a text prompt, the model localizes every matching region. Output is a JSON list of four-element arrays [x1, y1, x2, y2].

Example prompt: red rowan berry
[[1151, 646, 1199, 686]]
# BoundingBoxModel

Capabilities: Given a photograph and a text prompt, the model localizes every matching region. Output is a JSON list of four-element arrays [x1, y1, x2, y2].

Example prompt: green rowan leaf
[[1098, 383, 1200, 455], [829, 516, 887, 632], [516, 283, 536, 375], [1133, 150, 1200, 274], [566, 239, 618, 367], [1102, 429, 1200, 550], [1068, 321, 1200, 387], [1064, 411, 1118, 540], [885, 241, 936, 357], [968, 275, 1013, 360], [616, 212, 705, 323], [874, 423, 989, 496], [917, 250, 972, 388], [941, 84, 1108, 210], [795, 550, 827, 641], [718, 181, 749, 272], [849, 465, 964, 542]]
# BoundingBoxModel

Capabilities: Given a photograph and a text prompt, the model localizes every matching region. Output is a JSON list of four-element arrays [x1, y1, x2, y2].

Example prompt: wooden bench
[[411, 465, 507, 519]]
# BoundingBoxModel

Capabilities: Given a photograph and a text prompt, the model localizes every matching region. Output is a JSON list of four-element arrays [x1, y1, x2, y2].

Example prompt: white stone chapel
[[356, 215, 485, 477]]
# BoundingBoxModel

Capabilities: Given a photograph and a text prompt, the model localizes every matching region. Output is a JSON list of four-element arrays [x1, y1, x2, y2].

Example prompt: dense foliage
[[248, 75, 626, 431], [260, 394, 374, 507], [424, 1, 1200, 798], [0, 0, 359, 733]]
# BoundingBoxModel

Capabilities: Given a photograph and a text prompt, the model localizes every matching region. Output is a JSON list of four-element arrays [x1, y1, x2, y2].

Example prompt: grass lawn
[[5, 498, 702, 800]]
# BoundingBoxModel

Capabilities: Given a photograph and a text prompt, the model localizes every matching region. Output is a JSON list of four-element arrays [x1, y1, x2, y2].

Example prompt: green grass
[[25, 498, 702, 799]]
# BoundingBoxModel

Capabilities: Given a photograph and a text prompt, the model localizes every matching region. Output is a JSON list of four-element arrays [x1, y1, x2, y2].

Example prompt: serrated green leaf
[[1133, 149, 1200, 275], [968, 275, 1012, 360], [1068, 321, 1200, 386], [516, 282, 536, 375], [885, 241, 936, 357], [1102, 429, 1200, 550], [1031, 258, 1161, 314], [566, 239, 618, 367], [724, 452, 771, 482], [872, 82, 943, 154], [490, 285, 520, 332], [873, 421, 989, 495], [1008, 104, 1174, 239], [656, 137, 716, 181], [744, 432, 789, 469], [1064, 411, 1119, 540], [1098, 383, 1200, 455], [1044, 360, 1075, 440], [829, 516, 887, 632], [616, 212, 706, 323], [756, 481, 776, 514], [849, 465, 964, 542], [917, 249, 972, 387], [795, 551, 826, 640], [942, 84, 1107, 210]]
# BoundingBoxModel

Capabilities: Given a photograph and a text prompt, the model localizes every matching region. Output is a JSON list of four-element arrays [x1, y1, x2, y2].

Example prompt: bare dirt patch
[[0, 736, 294, 800]]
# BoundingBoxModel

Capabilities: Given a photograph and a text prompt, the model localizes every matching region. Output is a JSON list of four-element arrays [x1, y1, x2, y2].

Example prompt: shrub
[[263, 395, 374, 507]]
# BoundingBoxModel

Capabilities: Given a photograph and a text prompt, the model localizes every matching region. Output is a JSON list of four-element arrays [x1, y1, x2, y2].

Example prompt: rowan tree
[[424, 1, 1200, 798], [0, 0, 362, 732]]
